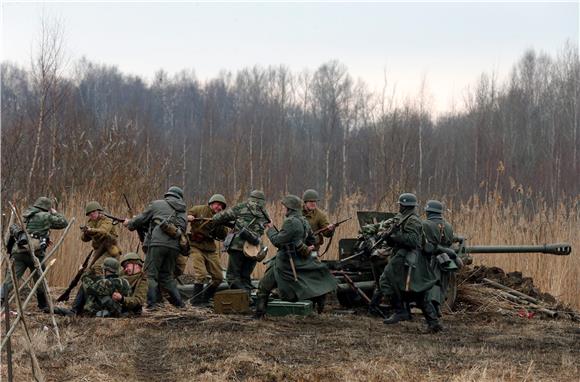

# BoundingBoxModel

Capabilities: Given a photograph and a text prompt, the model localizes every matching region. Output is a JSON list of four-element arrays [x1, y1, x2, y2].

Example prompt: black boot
[[383, 295, 411, 325], [368, 290, 384, 317], [37, 290, 49, 312], [421, 301, 444, 333], [71, 288, 86, 315], [254, 295, 268, 319], [203, 284, 219, 304], [147, 285, 159, 309], [313, 294, 327, 314], [167, 285, 185, 308], [190, 284, 205, 306]]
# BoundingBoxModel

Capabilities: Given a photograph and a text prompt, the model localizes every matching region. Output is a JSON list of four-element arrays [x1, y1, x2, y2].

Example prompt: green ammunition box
[[266, 300, 313, 317], [213, 289, 250, 314]]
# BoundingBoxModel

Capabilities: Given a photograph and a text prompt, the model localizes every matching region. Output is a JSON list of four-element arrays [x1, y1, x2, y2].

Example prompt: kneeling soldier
[[83, 257, 131, 317], [255, 195, 338, 318], [117, 252, 148, 314]]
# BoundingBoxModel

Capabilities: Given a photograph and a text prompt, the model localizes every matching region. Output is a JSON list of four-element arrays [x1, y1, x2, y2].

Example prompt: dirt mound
[[462, 265, 557, 303], [455, 265, 579, 321]]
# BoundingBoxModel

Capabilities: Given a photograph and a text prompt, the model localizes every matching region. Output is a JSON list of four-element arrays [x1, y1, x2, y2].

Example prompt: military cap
[[282, 194, 302, 211], [397, 193, 418, 207], [302, 189, 320, 202], [208, 194, 227, 208], [33, 197, 52, 211], [102, 257, 120, 274], [120, 252, 143, 266], [164, 186, 184, 199], [425, 200, 444, 214], [85, 201, 104, 216]]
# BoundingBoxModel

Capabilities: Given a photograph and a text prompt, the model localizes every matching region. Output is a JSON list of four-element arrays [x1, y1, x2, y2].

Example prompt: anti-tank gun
[[325, 211, 573, 310]]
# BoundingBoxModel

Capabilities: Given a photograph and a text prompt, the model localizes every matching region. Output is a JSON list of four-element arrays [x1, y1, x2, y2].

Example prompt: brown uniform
[[177, 205, 228, 286], [81, 216, 121, 276], [120, 270, 148, 313], [302, 207, 333, 252]]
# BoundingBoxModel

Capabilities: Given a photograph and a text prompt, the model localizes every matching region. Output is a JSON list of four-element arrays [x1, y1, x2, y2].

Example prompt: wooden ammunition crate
[[266, 300, 313, 317], [213, 289, 250, 314]]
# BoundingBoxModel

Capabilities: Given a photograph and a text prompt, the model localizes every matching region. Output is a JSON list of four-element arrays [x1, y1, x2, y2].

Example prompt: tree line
[[2, 38, 578, 212]]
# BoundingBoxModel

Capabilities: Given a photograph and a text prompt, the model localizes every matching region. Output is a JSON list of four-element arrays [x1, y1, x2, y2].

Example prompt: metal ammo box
[[213, 290, 250, 314], [266, 300, 313, 317]]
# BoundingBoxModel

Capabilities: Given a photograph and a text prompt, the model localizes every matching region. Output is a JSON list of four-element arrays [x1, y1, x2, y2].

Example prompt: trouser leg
[[415, 291, 443, 332], [158, 248, 183, 307], [241, 257, 257, 291], [2, 256, 29, 300], [255, 266, 277, 318], [72, 287, 86, 314], [190, 247, 209, 284], [226, 250, 245, 290], [145, 247, 163, 307]]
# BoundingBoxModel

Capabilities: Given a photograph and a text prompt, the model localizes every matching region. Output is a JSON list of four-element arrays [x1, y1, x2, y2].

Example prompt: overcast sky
[[1, 1, 578, 114]]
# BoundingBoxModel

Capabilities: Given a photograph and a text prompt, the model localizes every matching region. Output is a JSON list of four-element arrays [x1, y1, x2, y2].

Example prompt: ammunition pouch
[[223, 232, 236, 251], [179, 233, 190, 256], [239, 228, 260, 246], [159, 220, 181, 239]]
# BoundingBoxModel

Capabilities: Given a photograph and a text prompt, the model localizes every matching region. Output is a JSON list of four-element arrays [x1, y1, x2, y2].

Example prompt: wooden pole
[[10, 261, 45, 382], [3, 288, 14, 382], [8, 202, 63, 351], [0, 259, 56, 351]]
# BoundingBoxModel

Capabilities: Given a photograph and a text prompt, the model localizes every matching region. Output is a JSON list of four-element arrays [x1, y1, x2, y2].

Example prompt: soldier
[[379, 193, 442, 332], [1, 197, 68, 311], [422, 200, 460, 316], [301, 189, 335, 313], [212, 190, 270, 291], [82, 257, 131, 317], [71, 201, 122, 314], [123, 186, 187, 309], [116, 252, 148, 314], [255, 195, 338, 318], [185, 194, 229, 305], [301, 189, 335, 256]]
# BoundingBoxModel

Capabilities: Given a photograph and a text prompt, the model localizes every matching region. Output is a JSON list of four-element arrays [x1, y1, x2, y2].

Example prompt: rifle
[[56, 249, 94, 302], [316, 216, 352, 257], [122, 193, 146, 249], [313, 216, 352, 235], [102, 212, 126, 224]]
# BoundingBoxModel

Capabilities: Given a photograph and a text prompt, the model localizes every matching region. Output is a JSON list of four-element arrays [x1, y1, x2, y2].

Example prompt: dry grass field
[[32, 192, 579, 309]]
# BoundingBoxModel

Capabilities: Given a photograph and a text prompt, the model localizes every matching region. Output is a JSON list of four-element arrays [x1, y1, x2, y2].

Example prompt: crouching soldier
[[82, 257, 131, 318], [115, 253, 148, 314], [255, 195, 338, 318]]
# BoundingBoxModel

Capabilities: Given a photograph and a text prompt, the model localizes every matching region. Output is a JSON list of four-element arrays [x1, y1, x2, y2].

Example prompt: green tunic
[[423, 216, 455, 307], [379, 210, 436, 295], [262, 210, 337, 301]]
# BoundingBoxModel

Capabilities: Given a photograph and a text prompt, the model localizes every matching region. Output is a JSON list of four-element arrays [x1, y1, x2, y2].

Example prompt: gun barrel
[[466, 243, 571, 256]]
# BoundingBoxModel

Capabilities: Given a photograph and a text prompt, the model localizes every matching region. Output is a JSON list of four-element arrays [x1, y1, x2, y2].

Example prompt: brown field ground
[[2, 294, 579, 382]]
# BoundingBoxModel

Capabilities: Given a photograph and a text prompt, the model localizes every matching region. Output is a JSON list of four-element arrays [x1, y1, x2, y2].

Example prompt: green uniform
[[302, 207, 333, 252], [83, 274, 131, 317], [258, 210, 337, 302], [127, 194, 187, 308], [212, 199, 270, 290], [120, 270, 148, 314], [177, 204, 228, 282], [423, 215, 455, 312], [2, 205, 68, 309], [81, 215, 121, 277]]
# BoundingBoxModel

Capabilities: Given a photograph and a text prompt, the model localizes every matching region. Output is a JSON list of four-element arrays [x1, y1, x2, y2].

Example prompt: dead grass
[[2, 304, 579, 382]]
